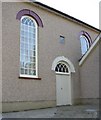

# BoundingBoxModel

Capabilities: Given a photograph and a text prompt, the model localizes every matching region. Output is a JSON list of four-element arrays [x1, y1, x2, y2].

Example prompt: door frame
[[52, 56, 75, 106]]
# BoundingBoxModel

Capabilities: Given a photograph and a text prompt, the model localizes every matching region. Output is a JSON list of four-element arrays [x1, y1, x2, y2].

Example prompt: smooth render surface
[[0, 1, 2, 113], [80, 44, 99, 98], [2, 100, 56, 112]]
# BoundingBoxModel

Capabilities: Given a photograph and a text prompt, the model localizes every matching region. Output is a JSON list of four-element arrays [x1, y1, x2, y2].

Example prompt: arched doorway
[[52, 56, 75, 106]]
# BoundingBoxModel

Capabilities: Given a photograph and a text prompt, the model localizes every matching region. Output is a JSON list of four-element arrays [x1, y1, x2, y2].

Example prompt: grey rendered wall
[[2, 2, 99, 105], [80, 44, 99, 99], [0, 1, 2, 113]]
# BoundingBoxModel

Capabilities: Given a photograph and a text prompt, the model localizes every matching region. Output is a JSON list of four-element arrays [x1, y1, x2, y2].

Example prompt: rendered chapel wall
[[0, 1, 2, 113], [80, 44, 99, 99], [2, 1, 99, 108]]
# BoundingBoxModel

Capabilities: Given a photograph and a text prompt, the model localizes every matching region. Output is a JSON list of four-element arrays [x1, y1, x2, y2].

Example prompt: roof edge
[[33, 1, 101, 32]]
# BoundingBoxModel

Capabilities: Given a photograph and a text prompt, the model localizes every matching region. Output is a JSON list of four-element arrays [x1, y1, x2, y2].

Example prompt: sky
[[37, 0, 100, 29]]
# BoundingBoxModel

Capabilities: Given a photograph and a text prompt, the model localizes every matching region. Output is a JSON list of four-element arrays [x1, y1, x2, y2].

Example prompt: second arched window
[[80, 35, 90, 55]]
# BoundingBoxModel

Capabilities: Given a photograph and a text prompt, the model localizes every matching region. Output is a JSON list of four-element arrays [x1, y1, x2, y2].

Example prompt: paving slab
[[2, 104, 99, 118], [2, 108, 57, 118]]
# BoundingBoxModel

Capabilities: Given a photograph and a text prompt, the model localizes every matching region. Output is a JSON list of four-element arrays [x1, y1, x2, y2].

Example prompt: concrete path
[[2, 104, 99, 118], [0, 114, 2, 120]]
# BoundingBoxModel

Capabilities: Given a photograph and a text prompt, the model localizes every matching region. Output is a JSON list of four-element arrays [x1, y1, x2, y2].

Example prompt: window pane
[[29, 44, 33, 50], [25, 56, 28, 61], [81, 38, 87, 54], [24, 62, 29, 68], [20, 68, 24, 74], [29, 38, 34, 44], [25, 69, 29, 74], [29, 69, 36, 75], [25, 37, 28, 43], [80, 35, 90, 55], [24, 25, 28, 30], [28, 63, 31, 69], [20, 49, 24, 55], [29, 32, 33, 38], [24, 31, 29, 37], [21, 24, 25, 30], [21, 30, 24, 36], [20, 42, 24, 49], [33, 51, 36, 56], [21, 37, 25, 42], [25, 43, 28, 50], [30, 57, 33, 62], [33, 57, 36, 62], [29, 69, 32, 75], [32, 70, 36, 75], [33, 45, 36, 50], [25, 50, 28, 56], [20, 61, 24, 68], [31, 63, 36, 69], [29, 26, 34, 32], [29, 50, 33, 57], [20, 55, 25, 62]]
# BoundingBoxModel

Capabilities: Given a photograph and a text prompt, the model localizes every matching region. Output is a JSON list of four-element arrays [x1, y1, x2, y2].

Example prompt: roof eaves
[[33, 1, 101, 32]]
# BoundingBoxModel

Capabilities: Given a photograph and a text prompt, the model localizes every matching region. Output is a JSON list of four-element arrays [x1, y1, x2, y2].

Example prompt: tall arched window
[[16, 9, 43, 78], [20, 16, 38, 77]]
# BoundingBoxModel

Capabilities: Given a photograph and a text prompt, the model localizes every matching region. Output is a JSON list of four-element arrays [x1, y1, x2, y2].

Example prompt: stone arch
[[16, 9, 43, 27]]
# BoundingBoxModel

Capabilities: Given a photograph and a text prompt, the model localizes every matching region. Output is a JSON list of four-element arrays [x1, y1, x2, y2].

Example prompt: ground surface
[[2, 104, 99, 118]]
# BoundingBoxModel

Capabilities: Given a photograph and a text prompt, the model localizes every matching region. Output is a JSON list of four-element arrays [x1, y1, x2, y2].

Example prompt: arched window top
[[52, 56, 75, 73], [21, 16, 36, 27], [16, 9, 43, 27], [80, 31, 92, 55], [55, 62, 69, 73], [80, 31, 92, 45]]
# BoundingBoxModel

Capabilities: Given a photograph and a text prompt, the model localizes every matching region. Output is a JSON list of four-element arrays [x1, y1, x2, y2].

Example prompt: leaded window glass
[[55, 62, 69, 73], [20, 16, 38, 77]]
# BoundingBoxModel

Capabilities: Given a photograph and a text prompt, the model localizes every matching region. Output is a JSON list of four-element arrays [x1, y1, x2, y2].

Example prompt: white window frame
[[19, 16, 38, 78]]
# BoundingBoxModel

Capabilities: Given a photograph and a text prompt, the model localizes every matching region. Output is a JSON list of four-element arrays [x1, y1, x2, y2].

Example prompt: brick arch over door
[[16, 9, 43, 27]]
